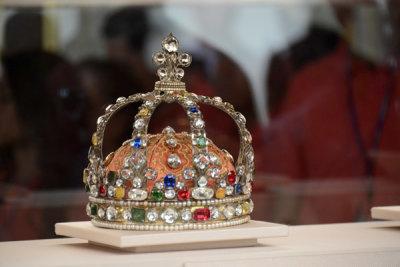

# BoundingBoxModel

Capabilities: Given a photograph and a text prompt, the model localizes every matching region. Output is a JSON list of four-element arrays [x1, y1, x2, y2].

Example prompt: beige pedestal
[[55, 220, 288, 252], [371, 206, 400, 221]]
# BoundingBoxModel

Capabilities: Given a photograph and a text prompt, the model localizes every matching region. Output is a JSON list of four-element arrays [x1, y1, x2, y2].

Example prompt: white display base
[[371, 206, 400, 221], [55, 220, 288, 252]]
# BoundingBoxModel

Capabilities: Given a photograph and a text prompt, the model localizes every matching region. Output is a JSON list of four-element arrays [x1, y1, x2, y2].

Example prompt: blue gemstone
[[164, 174, 176, 188], [235, 184, 242, 195], [133, 137, 142, 148], [189, 107, 199, 113]]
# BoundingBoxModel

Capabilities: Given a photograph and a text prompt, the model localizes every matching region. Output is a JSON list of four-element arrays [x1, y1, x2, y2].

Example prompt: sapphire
[[235, 184, 242, 195], [133, 137, 142, 148], [164, 174, 176, 188], [189, 107, 199, 113]]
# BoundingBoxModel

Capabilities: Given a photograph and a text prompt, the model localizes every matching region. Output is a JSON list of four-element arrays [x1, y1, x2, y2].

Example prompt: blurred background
[[1, 0, 400, 241]]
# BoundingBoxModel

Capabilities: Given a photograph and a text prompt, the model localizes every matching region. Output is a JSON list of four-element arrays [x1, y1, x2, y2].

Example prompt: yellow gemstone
[[190, 206, 204, 213], [242, 202, 250, 214], [83, 169, 88, 184], [216, 188, 226, 199], [92, 133, 99, 146], [115, 187, 125, 199], [139, 108, 149, 116]]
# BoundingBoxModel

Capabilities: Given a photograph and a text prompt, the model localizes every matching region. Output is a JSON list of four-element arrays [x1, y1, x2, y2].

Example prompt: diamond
[[162, 34, 179, 52], [208, 153, 221, 165], [128, 189, 148, 200], [90, 173, 97, 184], [115, 186, 125, 199], [97, 207, 105, 218], [166, 138, 178, 148], [183, 167, 196, 180], [193, 208, 210, 222], [167, 154, 181, 168], [164, 174, 176, 188], [162, 126, 175, 134], [116, 96, 126, 103], [235, 205, 243, 216], [164, 189, 176, 199], [176, 181, 185, 189], [132, 208, 145, 222], [193, 152, 210, 170], [154, 181, 164, 190], [147, 210, 158, 222], [90, 185, 98, 197], [144, 100, 153, 108], [185, 100, 195, 106], [99, 185, 106, 197], [228, 171, 236, 184], [236, 164, 246, 176], [123, 209, 132, 221], [246, 147, 254, 162], [197, 176, 208, 187], [193, 118, 204, 129], [226, 185, 234, 195], [235, 184, 242, 195], [178, 52, 192, 66], [242, 184, 251, 195], [196, 136, 206, 148], [106, 206, 118, 221], [177, 188, 190, 200], [90, 204, 97, 216], [191, 187, 214, 200], [246, 172, 253, 182], [249, 199, 254, 212], [210, 167, 221, 179], [150, 189, 162, 201], [97, 116, 104, 125], [132, 177, 142, 188], [134, 119, 145, 129], [144, 168, 157, 180], [223, 205, 235, 219], [115, 179, 123, 187], [210, 207, 219, 219], [120, 168, 132, 180], [219, 179, 227, 187], [189, 107, 199, 113], [105, 104, 113, 112], [86, 203, 91, 216], [181, 209, 192, 221], [107, 185, 115, 197], [128, 151, 146, 169], [175, 68, 184, 80], [161, 208, 178, 224], [216, 187, 226, 199], [153, 51, 166, 65], [132, 137, 143, 149]]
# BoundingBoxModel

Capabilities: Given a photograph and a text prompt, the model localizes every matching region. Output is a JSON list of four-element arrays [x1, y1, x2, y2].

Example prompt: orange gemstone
[[216, 187, 226, 199]]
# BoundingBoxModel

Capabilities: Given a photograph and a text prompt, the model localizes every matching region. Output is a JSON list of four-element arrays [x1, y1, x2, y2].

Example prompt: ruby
[[193, 208, 210, 221], [228, 171, 236, 184], [177, 189, 190, 200], [250, 181, 254, 192], [99, 185, 106, 197]]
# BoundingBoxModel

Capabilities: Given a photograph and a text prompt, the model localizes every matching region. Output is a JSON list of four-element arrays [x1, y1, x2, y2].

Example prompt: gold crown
[[84, 34, 255, 230]]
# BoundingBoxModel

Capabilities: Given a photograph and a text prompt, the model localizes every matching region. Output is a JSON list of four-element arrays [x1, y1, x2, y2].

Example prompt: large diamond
[[147, 210, 158, 222], [164, 189, 176, 199], [122, 209, 132, 221], [162, 34, 179, 52], [193, 118, 205, 129], [120, 168, 132, 180], [193, 152, 210, 170], [132, 177, 142, 188], [144, 168, 157, 180], [235, 204, 243, 216], [208, 152, 221, 165], [167, 153, 181, 168], [161, 208, 178, 224], [183, 167, 196, 180], [209, 167, 221, 179], [134, 119, 145, 129], [128, 189, 148, 200], [223, 205, 235, 219], [191, 187, 214, 200], [166, 138, 178, 148], [197, 176, 208, 187], [181, 209, 192, 221], [106, 206, 118, 221], [128, 151, 146, 169], [210, 207, 219, 219], [90, 185, 98, 197]]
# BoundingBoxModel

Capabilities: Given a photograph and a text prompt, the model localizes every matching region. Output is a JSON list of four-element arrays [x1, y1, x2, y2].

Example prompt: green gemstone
[[196, 136, 206, 148], [85, 184, 90, 192], [107, 171, 116, 185], [90, 204, 98, 216], [131, 208, 145, 222], [151, 189, 163, 201]]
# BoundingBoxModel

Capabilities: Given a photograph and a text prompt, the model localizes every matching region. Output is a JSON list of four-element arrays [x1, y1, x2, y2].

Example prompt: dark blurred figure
[[262, 2, 400, 224], [103, 7, 153, 91]]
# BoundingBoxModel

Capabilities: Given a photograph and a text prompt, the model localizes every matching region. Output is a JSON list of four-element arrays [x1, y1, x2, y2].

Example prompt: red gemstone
[[99, 185, 106, 197], [193, 208, 211, 221], [178, 189, 190, 200], [250, 181, 254, 192], [228, 171, 236, 184]]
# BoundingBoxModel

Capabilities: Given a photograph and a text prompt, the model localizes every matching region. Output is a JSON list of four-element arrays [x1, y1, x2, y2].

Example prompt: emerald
[[196, 136, 206, 148], [107, 171, 116, 185], [132, 208, 145, 222], [151, 189, 163, 201], [90, 204, 98, 216]]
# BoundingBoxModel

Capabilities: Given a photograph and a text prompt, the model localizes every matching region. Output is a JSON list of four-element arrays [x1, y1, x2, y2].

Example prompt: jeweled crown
[[84, 34, 255, 230]]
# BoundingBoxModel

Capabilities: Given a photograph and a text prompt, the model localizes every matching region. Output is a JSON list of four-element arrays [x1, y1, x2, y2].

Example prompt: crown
[[84, 33, 255, 231]]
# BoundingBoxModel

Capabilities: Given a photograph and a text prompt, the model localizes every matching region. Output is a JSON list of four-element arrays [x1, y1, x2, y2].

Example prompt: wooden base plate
[[371, 206, 400, 221], [55, 220, 288, 252]]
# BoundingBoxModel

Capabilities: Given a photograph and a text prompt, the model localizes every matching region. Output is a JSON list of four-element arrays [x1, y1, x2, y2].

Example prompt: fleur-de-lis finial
[[152, 33, 192, 82]]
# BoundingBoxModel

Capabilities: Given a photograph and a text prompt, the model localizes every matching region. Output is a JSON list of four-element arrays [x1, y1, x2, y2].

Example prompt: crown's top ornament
[[152, 33, 192, 94], [84, 34, 255, 231]]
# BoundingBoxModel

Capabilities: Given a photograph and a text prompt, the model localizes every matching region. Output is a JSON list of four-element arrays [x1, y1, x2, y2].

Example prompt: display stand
[[371, 206, 400, 221], [55, 220, 288, 252]]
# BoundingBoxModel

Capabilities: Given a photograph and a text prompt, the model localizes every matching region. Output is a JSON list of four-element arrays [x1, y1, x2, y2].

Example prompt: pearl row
[[92, 215, 250, 231], [88, 195, 250, 208]]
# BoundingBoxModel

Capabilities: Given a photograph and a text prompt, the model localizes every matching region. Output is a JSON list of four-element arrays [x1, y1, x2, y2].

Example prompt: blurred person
[[261, 1, 400, 224]]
